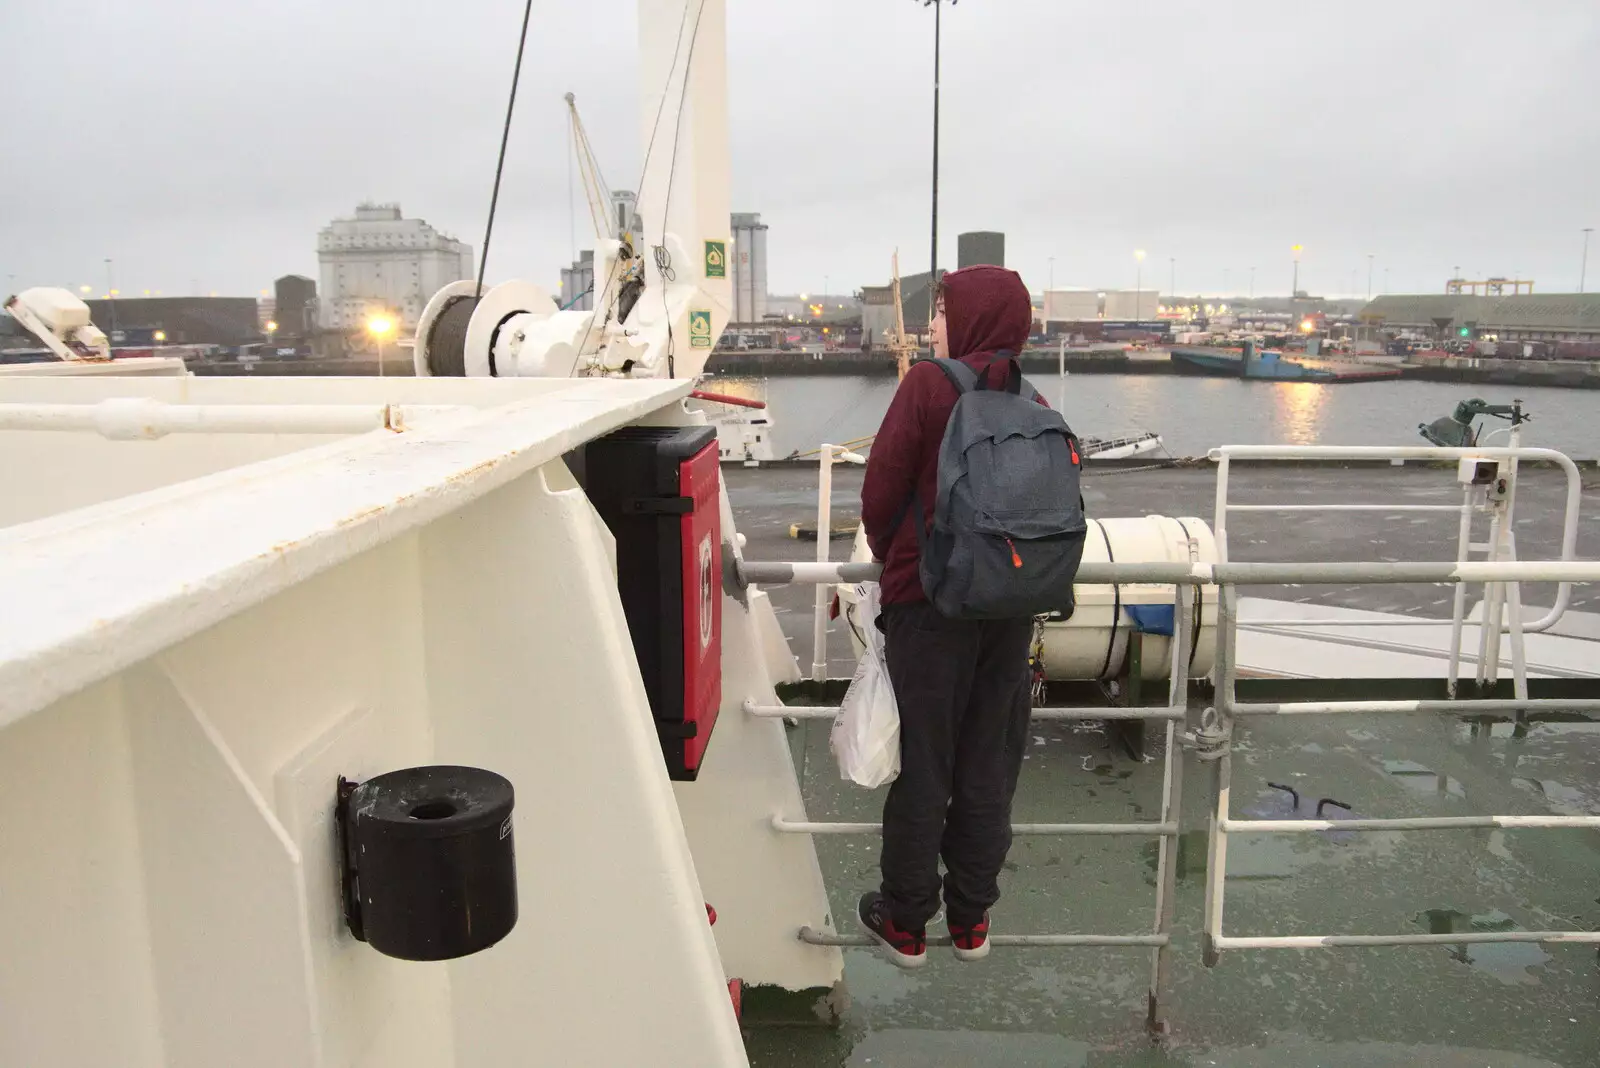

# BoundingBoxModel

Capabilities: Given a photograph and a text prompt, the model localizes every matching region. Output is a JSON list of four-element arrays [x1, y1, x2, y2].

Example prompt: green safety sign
[[688, 309, 713, 348], [704, 240, 727, 279]]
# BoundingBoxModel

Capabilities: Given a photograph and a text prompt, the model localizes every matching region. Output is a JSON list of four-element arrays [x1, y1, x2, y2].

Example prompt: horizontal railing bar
[[743, 700, 1184, 722], [740, 559, 1600, 588], [1212, 445, 1575, 462], [1226, 504, 1461, 513], [771, 815, 1176, 836], [799, 927, 1168, 948], [1240, 618, 1488, 628], [1217, 931, 1600, 950], [1230, 698, 1600, 716], [1223, 814, 1600, 833]]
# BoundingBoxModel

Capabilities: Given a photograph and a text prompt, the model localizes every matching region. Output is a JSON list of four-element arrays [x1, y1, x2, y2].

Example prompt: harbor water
[[699, 374, 1600, 460]]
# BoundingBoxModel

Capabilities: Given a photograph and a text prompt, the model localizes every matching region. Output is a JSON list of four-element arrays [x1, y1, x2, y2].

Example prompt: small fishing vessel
[[1171, 342, 1401, 382]]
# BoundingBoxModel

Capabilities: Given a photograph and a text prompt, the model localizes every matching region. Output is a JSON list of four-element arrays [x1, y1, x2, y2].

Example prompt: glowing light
[[152, 330, 167, 342], [366, 316, 395, 338], [1134, 250, 1146, 262], [265, 320, 279, 335], [1300, 319, 1316, 333], [1292, 244, 1304, 259], [109, 289, 120, 297], [79, 285, 91, 294]]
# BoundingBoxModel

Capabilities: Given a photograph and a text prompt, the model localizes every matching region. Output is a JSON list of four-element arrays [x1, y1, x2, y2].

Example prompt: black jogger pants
[[878, 601, 1034, 931]]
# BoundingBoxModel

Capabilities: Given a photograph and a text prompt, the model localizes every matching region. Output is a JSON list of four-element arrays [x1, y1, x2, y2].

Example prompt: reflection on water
[[701, 373, 1600, 460], [1273, 383, 1328, 446], [1415, 908, 1551, 985]]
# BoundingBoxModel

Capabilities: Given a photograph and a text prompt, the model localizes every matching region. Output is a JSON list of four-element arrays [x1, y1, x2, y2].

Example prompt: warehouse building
[[1359, 293, 1600, 344]]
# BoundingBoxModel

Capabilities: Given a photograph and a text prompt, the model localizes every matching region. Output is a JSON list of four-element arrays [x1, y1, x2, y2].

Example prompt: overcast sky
[[2, 1, 1596, 300]]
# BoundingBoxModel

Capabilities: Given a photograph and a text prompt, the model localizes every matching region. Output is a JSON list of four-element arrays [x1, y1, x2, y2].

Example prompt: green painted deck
[[729, 465, 1600, 1067]]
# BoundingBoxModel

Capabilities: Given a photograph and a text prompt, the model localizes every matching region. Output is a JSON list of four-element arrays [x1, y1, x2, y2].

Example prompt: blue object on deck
[[1125, 604, 1175, 636]]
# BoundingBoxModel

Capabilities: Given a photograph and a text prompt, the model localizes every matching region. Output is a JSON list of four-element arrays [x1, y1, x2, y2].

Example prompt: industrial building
[[730, 212, 769, 324], [861, 269, 945, 344], [560, 251, 596, 312], [1358, 293, 1600, 345], [273, 275, 317, 339], [83, 297, 262, 347], [316, 203, 473, 335], [957, 231, 1005, 269], [1042, 289, 1163, 326]]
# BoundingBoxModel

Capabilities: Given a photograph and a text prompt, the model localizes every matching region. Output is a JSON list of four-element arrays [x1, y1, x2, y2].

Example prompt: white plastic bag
[[830, 582, 901, 787]]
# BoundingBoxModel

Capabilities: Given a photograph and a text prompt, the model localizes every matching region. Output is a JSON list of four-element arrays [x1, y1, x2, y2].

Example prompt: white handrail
[[1209, 444, 1581, 635]]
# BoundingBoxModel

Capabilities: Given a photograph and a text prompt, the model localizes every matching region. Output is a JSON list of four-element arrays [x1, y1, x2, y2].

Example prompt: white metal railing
[[738, 551, 1600, 1028], [1201, 577, 1600, 964], [752, 549, 1201, 1035], [1210, 443, 1583, 641]]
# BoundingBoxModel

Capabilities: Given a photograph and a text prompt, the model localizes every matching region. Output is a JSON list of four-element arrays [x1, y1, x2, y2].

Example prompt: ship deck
[[728, 462, 1600, 1067]]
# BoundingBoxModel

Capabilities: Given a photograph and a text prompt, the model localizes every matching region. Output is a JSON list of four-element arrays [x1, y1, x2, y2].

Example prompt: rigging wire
[[654, 0, 709, 380], [475, 0, 536, 303], [568, 0, 706, 380]]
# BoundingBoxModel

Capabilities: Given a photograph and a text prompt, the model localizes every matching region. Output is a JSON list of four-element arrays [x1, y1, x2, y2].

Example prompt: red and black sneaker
[[949, 913, 990, 962], [857, 892, 927, 970]]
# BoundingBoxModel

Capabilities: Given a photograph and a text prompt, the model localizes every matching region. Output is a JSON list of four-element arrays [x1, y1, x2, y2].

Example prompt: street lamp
[[366, 315, 395, 378], [1366, 253, 1375, 301], [913, 0, 959, 297], [1582, 228, 1594, 294], [1134, 250, 1146, 320], [105, 257, 117, 335], [265, 320, 279, 341], [1290, 245, 1304, 299]]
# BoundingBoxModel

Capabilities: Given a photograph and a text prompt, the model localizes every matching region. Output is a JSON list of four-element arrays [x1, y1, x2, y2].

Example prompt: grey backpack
[[905, 356, 1086, 620]]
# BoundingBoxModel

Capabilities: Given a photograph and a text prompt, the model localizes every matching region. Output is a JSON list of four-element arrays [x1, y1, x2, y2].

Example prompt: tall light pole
[[105, 257, 117, 336], [1169, 256, 1176, 302], [367, 314, 395, 379], [914, 0, 957, 298], [1249, 266, 1256, 300], [1048, 256, 1055, 293], [1582, 228, 1594, 293], [1290, 244, 1304, 299], [1134, 250, 1146, 320], [1366, 253, 1375, 300]]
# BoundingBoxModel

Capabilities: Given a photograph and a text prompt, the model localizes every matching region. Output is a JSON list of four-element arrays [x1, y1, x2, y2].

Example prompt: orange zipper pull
[[1006, 537, 1023, 569], [1070, 441, 1080, 465]]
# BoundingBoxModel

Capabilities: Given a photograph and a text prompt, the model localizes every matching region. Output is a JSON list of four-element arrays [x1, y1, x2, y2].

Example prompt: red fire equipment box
[[586, 426, 723, 780]]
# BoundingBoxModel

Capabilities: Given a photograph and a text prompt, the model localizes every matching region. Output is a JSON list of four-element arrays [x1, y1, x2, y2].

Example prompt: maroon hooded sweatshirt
[[861, 264, 1043, 606]]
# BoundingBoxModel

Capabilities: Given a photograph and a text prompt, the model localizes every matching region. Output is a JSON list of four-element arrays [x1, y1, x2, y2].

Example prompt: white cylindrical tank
[[839, 515, 1218, 681], [1041, 516, 1218, 681]]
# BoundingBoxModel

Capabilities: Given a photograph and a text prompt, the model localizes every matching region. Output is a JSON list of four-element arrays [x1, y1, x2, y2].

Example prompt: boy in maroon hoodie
[[855, 264, 1044, 968]]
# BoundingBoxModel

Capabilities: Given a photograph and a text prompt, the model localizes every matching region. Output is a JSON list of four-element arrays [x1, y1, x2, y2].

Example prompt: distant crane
[[565, 93, 616, 243], [888, 250, 919, 380]]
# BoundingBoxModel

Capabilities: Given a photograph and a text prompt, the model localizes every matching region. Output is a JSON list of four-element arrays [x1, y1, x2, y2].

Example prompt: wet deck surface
[[727, 464, 1600, 1067]]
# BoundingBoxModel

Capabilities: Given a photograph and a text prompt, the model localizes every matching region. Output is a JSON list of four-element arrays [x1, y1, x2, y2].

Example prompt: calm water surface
[[700, 373, 1599, 460]]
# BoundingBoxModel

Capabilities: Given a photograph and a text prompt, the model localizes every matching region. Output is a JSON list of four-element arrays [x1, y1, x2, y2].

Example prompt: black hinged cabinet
[[586, 425, 723, 780]]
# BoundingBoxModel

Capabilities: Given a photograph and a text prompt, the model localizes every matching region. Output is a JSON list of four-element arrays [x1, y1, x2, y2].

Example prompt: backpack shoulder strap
[[931, 358, 979, 395]]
